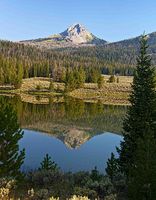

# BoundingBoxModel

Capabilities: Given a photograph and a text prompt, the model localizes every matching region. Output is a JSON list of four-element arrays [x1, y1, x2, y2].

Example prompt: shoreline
[[0, 76, 132, 105]]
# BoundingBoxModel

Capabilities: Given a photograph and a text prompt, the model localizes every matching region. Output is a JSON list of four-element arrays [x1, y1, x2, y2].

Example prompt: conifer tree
[[97, 76, 104, 89], [128, 131, 156, 200], [65, 68, 75, 92], [60, 67, 66, 82], [109, 75, 116, 83], [118, 35, 156, 175], [14, 63, 23, 89], [33, 64, 38, 77], [90, 166, 101, 182], [0, 67, 4, 84], [49, 80, 54, 92], [106, 153, 119, 182], [78, 67, 86, 87], [117, 76, 119, 83], [0, 101, 25, 180], [89, 68, 101, 83], [39, 154, 58, 171]]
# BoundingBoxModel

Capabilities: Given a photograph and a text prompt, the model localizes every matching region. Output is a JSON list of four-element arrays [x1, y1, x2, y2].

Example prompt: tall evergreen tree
[[106, 153, 119, 183], [78, 67, 86, 87], [118, 35, 156, 175], [14, 62, 23, 89], [89, 68, 101, 83], [0, 101, 25, 180], [128, 131, 156, 200], [0, 67, 4, 84]]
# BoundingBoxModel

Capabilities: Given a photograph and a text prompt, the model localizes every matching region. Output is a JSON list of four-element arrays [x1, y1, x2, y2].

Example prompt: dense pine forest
[[0, 40, 103, 87], [0, 40, 144, 86], [1, 36, 156, 89]]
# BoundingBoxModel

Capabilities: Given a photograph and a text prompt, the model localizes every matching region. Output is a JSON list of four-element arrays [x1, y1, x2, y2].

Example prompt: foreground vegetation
[[0, 100, 125, 200], [0, 162, 125, 199]]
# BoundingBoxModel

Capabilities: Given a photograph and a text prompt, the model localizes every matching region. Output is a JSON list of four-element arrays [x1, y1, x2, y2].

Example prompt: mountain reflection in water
[[0, 95, 125, 171], [20, 129, 122, 172]]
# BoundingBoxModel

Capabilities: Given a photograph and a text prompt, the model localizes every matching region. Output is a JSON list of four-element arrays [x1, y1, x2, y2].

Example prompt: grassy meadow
[[0, 75, 133, 105]]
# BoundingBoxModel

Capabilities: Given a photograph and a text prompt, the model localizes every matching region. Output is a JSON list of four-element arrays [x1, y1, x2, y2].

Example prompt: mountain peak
[[67, 23, 87, 34], [20, 23, 107, 48], [60, 23, 94, 44], [68, 23, 84, 30]]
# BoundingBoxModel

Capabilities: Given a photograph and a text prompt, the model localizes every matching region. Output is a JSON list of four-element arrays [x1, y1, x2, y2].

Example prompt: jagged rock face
[[50, 23, 107, 45], [59, 23, 95, 44], [60, 128, 91, 149]]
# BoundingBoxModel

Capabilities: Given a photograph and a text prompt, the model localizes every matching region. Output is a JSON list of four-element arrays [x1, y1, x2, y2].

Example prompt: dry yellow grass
[[69, 75, 133, 105], [0, 76, 133, 105], [20, 93, 65, 104], [102, 74, 133, 85], [21, 77, 65, 92]]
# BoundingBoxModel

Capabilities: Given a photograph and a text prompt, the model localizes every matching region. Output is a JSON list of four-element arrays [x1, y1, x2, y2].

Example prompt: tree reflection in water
[[0, 96, 127, 148]]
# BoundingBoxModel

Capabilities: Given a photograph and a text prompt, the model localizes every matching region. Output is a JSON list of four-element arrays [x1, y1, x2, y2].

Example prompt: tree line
[[0, 39, 141, 89]]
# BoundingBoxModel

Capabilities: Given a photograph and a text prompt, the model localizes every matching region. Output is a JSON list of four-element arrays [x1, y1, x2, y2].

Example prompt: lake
[[0, 95, 126, 172]]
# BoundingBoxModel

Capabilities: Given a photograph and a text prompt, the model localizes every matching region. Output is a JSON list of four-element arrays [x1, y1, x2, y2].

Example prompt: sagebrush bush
[[68, 195, 90, 200], [104, 194, 117, 200], [0, 178, 16, 200], [49, 197, 59, 200], [28, 169, 62, 187]]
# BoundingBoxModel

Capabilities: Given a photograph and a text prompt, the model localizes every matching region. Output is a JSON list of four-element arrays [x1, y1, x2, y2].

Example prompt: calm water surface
[[20, 130, 122, 172], [1, 95, 126, 172]]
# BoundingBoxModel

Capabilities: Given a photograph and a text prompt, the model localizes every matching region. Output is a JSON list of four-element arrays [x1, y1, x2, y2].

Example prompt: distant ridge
[[20, 23, 107, 48]]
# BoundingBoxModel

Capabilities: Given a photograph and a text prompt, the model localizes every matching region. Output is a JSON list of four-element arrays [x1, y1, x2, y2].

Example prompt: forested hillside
[[56, 31, 156, 71], [0, 32, 156, 87], [0, 40, 134, 86]]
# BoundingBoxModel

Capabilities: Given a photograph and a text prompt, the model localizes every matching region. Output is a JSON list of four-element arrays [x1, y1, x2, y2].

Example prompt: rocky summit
[[56, 23, 104, 44], [20, 23, 107, 48]]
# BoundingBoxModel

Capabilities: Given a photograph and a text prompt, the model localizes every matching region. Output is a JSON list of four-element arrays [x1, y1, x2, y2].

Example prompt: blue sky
[[0, 0, 156, 42]]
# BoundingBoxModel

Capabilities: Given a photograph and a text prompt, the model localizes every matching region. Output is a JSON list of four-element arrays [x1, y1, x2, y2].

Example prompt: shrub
[[69, 195, 90, 200], [36, 84, 41, 90], [35, 188, 49, 200], [14, 81, 22, 89], [116, 77, 119, 83], [49, 197, 59, 200], [73, 171, 91, 187], [49, 81, 54, 91], [97, 76, 104, 89], [28, 188, 35, 198], [104, 194, 117, 200], [28, 169, 62, 187], [0, 178, 16, 200], [109, 75, 116, 83], [74, 187, 97, 199]]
